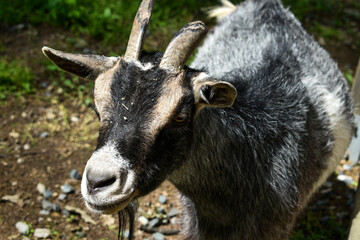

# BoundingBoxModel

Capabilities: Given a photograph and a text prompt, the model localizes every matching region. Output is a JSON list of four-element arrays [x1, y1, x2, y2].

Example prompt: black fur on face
[[94, 52, 199, 197]]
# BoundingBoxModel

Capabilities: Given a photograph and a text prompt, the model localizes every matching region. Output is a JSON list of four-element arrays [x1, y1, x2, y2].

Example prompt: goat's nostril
[[86, 169, 117, 193]]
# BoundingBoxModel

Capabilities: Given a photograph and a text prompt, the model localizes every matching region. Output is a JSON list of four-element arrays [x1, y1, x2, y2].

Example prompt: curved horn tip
[[160, 21, 208, 72], [124, 0, 155, 61]]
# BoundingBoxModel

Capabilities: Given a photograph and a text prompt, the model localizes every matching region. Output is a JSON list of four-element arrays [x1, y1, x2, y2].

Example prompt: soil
[[0, 20, 359, 240]]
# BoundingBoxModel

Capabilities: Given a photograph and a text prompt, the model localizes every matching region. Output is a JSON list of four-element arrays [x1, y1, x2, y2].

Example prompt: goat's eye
[[172, 112, 188, 123]]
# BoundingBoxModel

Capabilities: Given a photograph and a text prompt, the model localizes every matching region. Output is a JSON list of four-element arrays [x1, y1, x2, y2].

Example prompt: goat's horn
[[160, 21, 207, 72], [124, 0, 154, 60]]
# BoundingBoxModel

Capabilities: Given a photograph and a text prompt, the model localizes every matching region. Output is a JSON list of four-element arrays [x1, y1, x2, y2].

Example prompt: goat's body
[[167, 0, 355, 239]]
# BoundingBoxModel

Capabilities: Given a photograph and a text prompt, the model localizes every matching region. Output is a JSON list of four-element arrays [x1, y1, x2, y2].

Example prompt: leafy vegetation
[[290, 211, 347, 240], [0, 57, 34, 100]]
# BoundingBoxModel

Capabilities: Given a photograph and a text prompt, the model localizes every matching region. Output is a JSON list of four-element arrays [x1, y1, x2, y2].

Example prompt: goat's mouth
[[85, 189, 139, 214]]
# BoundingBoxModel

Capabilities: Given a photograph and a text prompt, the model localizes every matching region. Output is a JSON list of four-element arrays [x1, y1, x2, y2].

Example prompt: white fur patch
[[301, 77, 352, 200], [131, 60, 154, 71]]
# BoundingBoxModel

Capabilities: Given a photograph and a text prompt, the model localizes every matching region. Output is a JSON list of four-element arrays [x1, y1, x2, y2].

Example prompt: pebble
[[43, 189, 53, 199], [71, 116, 79, 123], [158, 195, 167, 204], [343, 164, 352, 170], [42, 200, 53, 211], [58, 193, 67, 201], [23, 143, 30, 151], [157, 206, 166, 214], [39, 210, 50, 215], [61, 184, 74, 194], [152, 232, 166, 240], [62, 210, 70, 217], [37, 183, 46, 194], [15, 221, 29, 235], [75, 231, 86, 238], [17, 158, 23, 164], [138, 216, 149, 226], [34, 228, 51, 239], [39, 131, 50, 138], [70, 169, 82, 180], [170, 217, 178, 225], [167, 208, 179, 218], [148, 218, 160, 228], [123, 230, 130, 238], [337, 174, 354, 185], [53, 203, 61, 212]]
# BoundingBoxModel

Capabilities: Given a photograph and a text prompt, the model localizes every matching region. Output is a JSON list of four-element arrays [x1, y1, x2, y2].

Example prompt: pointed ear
[[42, 46, 119, 80], [193, 77, 237, 108]]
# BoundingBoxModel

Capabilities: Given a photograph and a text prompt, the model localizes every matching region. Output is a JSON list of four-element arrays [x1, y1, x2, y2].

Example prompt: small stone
[[61, 184, 74, 194], [158, 195, 167, 204], [170, 217, 178, 225], [15, 221, 29, 235], [39, 210, 50, 216], [138, 216, 149, 226], [167, 208, 179, 218], [343, 164, 352, 170], [9, 130, 20, 138], [43, 190, 53, 199], [42, 200, 53, 211], [12, 181, 17, 186], [23, 143, 30, 151], [162, 218, 169, 225], [71, 116, 79, 122], [38, 217, 44, 222], [70, 169, 82, 180], [123, 230, 130, 238], [53, 203, 61, 212], [148, 218, 160, 228], [21, 112, 27, 118], [156, 206, 166, 214], [34, 228, 51, 239], [2, 194, 20, 204], [152, 232, 165, 240], [39, 131, 50, 138], [58, 193, 67, 201], [17, 158, 24, 164], [62, 210, 70, 217], [337, 174, 354, 184], [75, 231, 86, 238]]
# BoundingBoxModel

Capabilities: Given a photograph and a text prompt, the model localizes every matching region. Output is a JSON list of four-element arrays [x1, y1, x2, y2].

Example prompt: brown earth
[[0, 22, 359, 240]]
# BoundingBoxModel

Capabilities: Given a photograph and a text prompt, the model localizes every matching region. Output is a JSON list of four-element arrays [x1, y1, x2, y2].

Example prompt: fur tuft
[[117, 201, 137, 240], [207, 0, 237, 21]]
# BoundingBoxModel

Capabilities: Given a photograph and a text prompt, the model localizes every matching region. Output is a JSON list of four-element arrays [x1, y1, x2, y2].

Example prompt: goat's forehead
[[94, 64, 190, 139]]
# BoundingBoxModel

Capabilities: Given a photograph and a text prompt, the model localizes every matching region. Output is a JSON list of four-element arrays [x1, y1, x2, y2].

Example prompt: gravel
[[39, 131, 50, 138], [36, 183, 46, 194], [138, 216, 149, 226], [15, 221, 29, 235], [70, 169, 82, 180], [152, 232, 166, 240], [61, 184, 75, 194], [39, 210, 50, 215], [148, 218, 160, 228], [34, 228, 51, 238], [167, 208, 179, 218], [158, 195, 167, 204], [42, 200, 53, 211], [58, 193, 67, 201], [43, 189, 53, 199]]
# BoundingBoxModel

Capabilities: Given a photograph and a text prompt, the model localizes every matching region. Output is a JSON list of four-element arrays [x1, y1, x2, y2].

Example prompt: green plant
[[0, 57, 34, 100]]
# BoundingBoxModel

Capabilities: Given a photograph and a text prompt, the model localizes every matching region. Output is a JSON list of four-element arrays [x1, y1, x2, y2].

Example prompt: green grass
[[0, 57, 34, 100], [290, 211, 347, 240]]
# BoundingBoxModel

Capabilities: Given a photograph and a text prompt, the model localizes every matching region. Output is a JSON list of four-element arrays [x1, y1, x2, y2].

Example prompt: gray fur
[[167, 0, 355, 239]]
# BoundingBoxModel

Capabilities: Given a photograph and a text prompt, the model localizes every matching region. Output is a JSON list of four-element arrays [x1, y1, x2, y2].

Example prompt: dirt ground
[[0, 21, 360, 240]]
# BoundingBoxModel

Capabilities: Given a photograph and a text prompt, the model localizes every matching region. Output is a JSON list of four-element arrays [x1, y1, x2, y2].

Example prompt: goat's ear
[[42, 46, 119, 80], [193, 78, 237, 108]]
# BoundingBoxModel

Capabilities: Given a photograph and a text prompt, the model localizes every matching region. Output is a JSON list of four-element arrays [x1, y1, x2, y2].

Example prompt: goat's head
[[42, 0, 237, 215]]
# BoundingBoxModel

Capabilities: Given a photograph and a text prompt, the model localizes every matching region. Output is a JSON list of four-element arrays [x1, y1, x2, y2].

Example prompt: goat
[[42, 0, 355, 239]]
